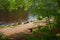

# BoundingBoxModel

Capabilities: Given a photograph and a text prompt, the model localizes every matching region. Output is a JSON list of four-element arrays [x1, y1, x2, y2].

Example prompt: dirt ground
[[0, 20, 47, 36]]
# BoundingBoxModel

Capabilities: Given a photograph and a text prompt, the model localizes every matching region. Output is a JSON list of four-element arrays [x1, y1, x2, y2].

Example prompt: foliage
[[30, 0, 57, 17], [0, 0, 34, 12], [30, 27, 60, 40], [0, 0, 23, 11], [29, 0, 60, 28], [0, 33, 9, 40], [37, 16, 43, 20]]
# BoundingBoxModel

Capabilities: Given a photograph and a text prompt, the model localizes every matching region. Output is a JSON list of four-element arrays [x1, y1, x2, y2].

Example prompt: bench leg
[[30, 29, 33, 32], [39, 27, 41, 29]]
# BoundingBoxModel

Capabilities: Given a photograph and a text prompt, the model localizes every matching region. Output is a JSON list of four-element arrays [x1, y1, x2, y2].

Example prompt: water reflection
[[0, 8, 28, 23], [0, 8, 36, 26]]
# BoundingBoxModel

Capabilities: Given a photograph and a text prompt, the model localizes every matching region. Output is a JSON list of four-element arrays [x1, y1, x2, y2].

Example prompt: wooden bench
[[28, 25, 43, 32]]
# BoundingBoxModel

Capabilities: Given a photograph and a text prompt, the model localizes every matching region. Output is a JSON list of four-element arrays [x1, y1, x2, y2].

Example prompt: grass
[[0, 24, 18, 29], [0, 33, 9, 40]]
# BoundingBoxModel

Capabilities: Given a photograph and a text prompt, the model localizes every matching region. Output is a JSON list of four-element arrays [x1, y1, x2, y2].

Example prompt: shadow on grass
[[8, 30, 60, 40], [0, 32, 9, 40]]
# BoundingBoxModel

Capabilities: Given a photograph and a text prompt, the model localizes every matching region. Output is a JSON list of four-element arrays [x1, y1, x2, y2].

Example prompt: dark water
[[0, 8, 36, 26]]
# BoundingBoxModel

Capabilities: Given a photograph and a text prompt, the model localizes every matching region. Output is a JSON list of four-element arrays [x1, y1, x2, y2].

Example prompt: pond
[[0, 8, 36, 26]]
